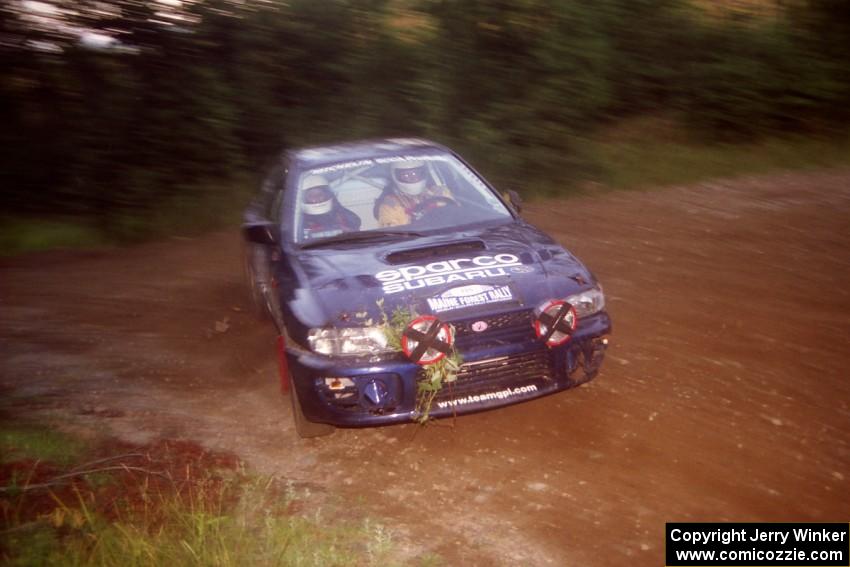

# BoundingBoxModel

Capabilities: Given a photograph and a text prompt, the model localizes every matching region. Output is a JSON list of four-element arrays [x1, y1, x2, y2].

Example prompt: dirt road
[[2, 170, 849, 565]]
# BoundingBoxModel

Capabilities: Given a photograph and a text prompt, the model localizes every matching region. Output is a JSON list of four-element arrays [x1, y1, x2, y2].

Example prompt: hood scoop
[[385, 240, 486, 265]]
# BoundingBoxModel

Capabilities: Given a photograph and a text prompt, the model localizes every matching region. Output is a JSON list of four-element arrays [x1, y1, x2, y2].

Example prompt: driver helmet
[[301, 174, 333, 216], [391, 160, 427, 196]]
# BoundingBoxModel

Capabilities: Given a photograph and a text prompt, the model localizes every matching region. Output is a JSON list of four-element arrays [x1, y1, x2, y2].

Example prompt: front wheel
[[289, 379, 335, 439]]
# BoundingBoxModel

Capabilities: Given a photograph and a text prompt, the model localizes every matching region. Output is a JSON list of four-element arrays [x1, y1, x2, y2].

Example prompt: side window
[[437, 158, 510, 215], [246, 161, 287, 227], [269, 166, 287, 223]]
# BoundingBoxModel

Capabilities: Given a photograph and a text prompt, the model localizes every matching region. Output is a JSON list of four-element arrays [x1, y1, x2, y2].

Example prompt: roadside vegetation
[[2, 133, 848, 255], [2, 0, 850, 252], [586, 130, 850, 195], [0, 422, 416, 566]]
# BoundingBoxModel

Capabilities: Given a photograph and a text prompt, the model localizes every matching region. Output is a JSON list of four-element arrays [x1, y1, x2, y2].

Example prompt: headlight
[[565, 286, 605, 318], [307, 327, 391, 356]]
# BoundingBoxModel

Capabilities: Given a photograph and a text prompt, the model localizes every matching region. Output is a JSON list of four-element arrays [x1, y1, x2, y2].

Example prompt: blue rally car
[[243, 138, 611, 437]]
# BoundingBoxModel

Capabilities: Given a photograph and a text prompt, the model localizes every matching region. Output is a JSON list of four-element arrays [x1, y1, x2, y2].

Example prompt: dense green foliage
[[2, 0, 849, 236]]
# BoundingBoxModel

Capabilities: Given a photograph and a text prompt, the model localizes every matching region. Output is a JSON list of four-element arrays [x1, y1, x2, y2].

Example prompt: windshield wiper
[[299, 230, 425, 249]]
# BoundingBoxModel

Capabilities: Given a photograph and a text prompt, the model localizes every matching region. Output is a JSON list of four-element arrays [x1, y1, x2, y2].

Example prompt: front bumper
[[288, 311, 612, 427]]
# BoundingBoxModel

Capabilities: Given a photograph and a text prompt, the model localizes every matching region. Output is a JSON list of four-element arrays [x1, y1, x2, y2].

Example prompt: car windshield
[[291, 152, 513, 244]]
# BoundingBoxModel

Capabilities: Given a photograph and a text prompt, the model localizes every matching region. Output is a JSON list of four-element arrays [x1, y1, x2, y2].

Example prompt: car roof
[[288, 138, 452, 168]]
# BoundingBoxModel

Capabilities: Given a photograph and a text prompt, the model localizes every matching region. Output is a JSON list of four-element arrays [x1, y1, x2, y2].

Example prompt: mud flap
[[276, 335, 290, 393]]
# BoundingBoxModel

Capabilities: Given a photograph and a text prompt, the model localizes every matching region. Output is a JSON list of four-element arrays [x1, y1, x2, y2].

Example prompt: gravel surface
[[2, 169, 849, 565]]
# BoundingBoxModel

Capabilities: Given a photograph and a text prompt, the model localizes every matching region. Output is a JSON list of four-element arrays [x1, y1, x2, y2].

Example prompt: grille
[[432, 349, 553, 402], [452, 309, 535, 348]]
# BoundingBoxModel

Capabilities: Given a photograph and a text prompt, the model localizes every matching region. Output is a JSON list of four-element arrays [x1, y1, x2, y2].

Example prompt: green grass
[[0, 423, 416, 567], [3, 476, 404, 567], [143, 181, 254, 240], [11, 132, 848, 253], [0, 217, 108, 256], [587, 135, 850, 192], [4, 510, 399, 567], [0, 424, 87, 466], [0, 178, 254, 256], [478, 126, 850, 200]]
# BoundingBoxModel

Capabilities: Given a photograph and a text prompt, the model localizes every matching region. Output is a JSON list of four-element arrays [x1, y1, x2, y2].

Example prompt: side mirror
[[243, 223, 278, 245], [506, 189, 523, 213]]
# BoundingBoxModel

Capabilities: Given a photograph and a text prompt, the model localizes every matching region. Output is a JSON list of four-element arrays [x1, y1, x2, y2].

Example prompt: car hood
[[286, 221, 596, 329]]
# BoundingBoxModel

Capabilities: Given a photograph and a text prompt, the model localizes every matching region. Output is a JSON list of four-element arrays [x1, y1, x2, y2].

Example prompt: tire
[[289, 378, 335, 438]]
